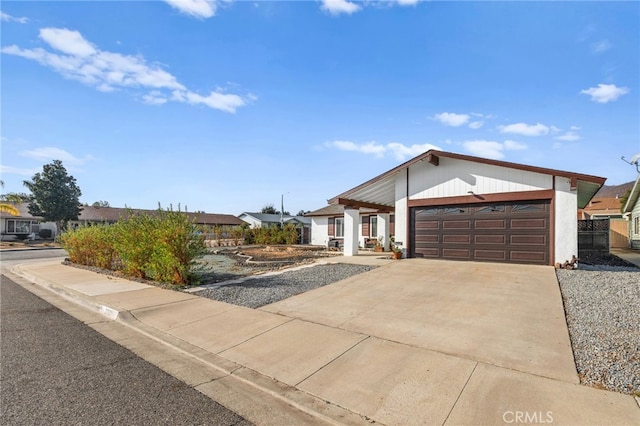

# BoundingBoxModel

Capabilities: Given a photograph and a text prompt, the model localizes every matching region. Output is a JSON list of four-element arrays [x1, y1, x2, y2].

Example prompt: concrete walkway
[[611, 247, 640, 268], [10, 258, 640, 425]]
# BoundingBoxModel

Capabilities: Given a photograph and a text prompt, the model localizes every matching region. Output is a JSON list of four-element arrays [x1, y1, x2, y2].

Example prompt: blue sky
[[1, 1, 639, 215]]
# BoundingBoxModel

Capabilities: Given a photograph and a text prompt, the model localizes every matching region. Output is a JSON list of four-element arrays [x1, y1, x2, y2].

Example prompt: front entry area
[[410, 199, 551, 265]]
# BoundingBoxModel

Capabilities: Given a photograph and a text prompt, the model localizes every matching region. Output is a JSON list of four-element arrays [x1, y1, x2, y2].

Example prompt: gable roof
[[623, 174, 640, 213], [0, 203, 244, 226], [239, 212, 311, 225], [583, 197, 623, 212], [328, 150, 607, 210], [305, 204, 380, 217]]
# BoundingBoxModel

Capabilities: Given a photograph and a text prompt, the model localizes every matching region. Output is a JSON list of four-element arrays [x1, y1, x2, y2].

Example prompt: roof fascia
[[623, 175, 640, 213]]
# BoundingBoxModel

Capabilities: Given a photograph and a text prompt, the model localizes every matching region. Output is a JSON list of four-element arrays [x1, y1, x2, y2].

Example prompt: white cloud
[[321, 0, 362, 16], [40, 28, 97, 57], [433, 112, 470, 127], [1, 12, 28, 24], [463, 139, 528, 160], [570, 125, 581, 131], [397, 0, 419, 5], [463, 140, 505, 160], [498, 122, 549, 136], [142, 91, 168, 105], [20, 147, 92, 166], [0, 165, 39, 176], [580, 83, 629, 103], [324, 140, 440, 161], [164, 0, 218, 19], [554, 132, 581, 141], [387, 142, 440, 161], [591, 39, 612, 54], [2, 27, 251, 113], [468, 121, 484, 129]]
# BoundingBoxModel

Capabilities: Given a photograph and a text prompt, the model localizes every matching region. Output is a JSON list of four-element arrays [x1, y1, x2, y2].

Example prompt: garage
[[410, 200, 551, 264]]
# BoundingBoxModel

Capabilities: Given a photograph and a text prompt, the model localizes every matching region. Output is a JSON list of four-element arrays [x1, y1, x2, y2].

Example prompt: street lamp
[[280, 192, 289, 228]]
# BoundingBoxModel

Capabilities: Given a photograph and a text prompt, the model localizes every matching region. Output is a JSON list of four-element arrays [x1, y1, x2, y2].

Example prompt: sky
[[1, 1, 639, 216]]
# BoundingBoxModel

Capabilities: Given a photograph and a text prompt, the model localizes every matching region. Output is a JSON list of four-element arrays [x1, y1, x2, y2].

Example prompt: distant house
[[0, 203, 56, 240], [579, 197, 624, 219], [0, 203, 244, 240], [623, 175, 640, 250], [238, 212, 311, 244]]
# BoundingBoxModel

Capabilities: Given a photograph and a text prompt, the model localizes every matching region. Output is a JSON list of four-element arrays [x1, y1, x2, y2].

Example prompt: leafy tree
[[1, 192, 33, 203], [261, 204, 278, 214], [23, 160, 83, 232], [619, 189, 631, 213], [297, 209, 310, 216], [92, 200, 110, 207]]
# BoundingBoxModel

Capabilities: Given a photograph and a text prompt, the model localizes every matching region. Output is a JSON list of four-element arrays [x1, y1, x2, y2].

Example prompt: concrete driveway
[[262, 258, 578, 384]]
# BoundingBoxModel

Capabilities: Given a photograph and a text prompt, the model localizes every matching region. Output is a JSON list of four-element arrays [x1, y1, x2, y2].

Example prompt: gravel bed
[[557, 266, 640, 395], [198, 263, 376, 309]]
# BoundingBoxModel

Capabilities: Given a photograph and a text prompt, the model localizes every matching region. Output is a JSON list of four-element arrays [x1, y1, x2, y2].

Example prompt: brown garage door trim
[[406, 189, 556, 265]]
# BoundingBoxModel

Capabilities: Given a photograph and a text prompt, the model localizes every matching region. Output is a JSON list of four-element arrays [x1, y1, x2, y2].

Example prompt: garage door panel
[[442, 234, 471, 244], [474, 250, 507, 261], [511, 218, 546, 229], [510, 251, 546, 263], [442, 248, 471, 259], [442, 220, 471, 229], [510, 235, 546, 245], [475, 235, 506, 244], [410, 200, 550, 265], [475, 219, 506, 229]]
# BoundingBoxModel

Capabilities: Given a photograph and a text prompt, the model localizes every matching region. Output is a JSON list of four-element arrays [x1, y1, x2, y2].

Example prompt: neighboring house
[[579, 197, 624, 219], [622, 174, 640, 250], [308, 149, 606, 266], [305, 204, 395, 249], [578, 197, 628, 249], [1, 203, 244, 240], [0, 203, 56, 240], [238, 212, 311, 244]]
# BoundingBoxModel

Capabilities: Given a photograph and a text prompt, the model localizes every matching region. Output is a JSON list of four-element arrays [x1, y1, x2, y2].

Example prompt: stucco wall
[[311, 217, 329, 246], [554, 176, 578, 263], [394, 169, 408, 254]]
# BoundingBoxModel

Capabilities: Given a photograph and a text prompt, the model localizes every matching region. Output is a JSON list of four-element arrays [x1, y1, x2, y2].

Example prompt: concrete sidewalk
[[611, 247, 640, 268], [11, 259, 640, 426]]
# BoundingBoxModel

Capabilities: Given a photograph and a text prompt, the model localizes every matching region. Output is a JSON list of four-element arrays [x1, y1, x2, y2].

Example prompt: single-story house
[[308, 149, 606, 265], [579, 197, 624, 220], [0, 203, 57, 239], [623, 174, 640, 249], [238, 212, 311, 244], [0, 203, 244, 240]]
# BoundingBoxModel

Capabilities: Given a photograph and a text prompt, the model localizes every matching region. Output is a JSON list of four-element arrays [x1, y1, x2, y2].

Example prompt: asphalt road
[[1, 274, 252, 426]]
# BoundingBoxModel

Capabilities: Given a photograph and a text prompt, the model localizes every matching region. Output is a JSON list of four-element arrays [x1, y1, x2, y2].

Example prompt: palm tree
[[0, 180, 20, 216]]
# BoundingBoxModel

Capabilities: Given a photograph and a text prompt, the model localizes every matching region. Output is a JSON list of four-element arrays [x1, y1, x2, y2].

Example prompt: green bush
[[60, 209, 206, 286]]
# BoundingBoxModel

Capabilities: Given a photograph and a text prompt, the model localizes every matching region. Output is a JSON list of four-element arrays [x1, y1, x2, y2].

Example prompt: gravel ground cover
[[198, 263, 376, 308], [557, 263, 640, 395]]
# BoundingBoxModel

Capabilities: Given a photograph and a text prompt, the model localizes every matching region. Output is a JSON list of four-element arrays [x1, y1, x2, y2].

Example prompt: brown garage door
[[410, 200, 550, 264]]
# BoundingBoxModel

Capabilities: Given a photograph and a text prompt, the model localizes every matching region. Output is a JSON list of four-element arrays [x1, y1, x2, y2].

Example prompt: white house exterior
[[309, 150, 606, 265], [623, 174, 640, 250]]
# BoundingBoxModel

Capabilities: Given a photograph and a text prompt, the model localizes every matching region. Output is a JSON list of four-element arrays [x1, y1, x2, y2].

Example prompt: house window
[[335, 217, 344, 238], [635, 216, 640, 236], [6, 220, 36, 234], [370, 216, 378, 237]]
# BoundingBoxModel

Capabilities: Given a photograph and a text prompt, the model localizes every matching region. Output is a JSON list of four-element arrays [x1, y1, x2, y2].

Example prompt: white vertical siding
[[311, 217, 328, 246], [631, 200, 640, 249], [394, 169, 408, 255], [555, 176, 578, 264], [409, 157, 553, 200]]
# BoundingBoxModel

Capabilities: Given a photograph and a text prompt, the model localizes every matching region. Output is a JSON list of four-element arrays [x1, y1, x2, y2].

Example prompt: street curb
[[10, 263, 370, 426], [1, 247, 65, 253], [11, 264, 120, 320]]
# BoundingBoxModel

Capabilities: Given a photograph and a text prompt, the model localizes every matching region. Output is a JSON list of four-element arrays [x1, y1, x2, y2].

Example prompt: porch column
[[378, 213, 390, 251], [343, 208, 360, 256]]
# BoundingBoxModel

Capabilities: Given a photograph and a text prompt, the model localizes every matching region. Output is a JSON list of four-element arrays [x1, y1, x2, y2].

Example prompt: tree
[[297, 209, 310, 216], [23, 160, 83, 232], [92, 200, 110, 207], [0, 180, 19, 216], [261, 204, 278, 214]]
